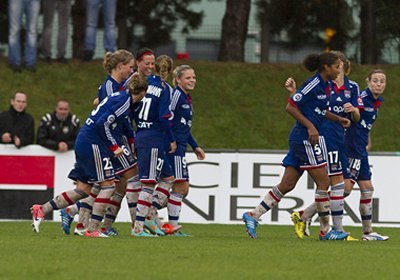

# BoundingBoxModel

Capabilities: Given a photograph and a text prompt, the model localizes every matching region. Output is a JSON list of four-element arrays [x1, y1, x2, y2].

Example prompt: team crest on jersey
[[293, 93, 302, 102], [182, 104, 190, 109], [62, 126, 69, 134], [344, 90, 351, 98]]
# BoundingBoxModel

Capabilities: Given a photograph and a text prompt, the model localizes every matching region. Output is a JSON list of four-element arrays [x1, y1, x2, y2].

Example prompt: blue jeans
[[8, 0, 41, 66], [84, 0, 117, 53]]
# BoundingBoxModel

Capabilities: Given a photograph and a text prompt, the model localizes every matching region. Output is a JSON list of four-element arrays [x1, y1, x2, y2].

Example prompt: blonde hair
[[330, 50, 351, 75], [103, 49, 134, 74], [155, 55, 173, 81], [172, 65, 193, 87], [127, 73, 148, 95]]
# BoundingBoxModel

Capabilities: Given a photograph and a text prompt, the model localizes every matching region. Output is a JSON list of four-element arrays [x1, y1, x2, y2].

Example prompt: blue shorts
[[112, 135, 137, 175], [167, 145, 189, 182], [68, 141, 115, 184], [322, 138, 345, 176], [136, 147, 173, 183], [282, 136, 327, 171], [343, 155, 371, 182]]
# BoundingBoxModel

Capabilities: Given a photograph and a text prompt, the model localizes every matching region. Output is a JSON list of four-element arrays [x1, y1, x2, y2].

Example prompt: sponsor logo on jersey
[[182, 104, 190, 109], [317, 94, 327, 100]]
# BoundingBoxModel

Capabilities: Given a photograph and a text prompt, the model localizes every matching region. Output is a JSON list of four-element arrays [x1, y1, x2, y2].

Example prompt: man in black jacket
[[0, 92, 34, 148], [37, 99, 80, 152]]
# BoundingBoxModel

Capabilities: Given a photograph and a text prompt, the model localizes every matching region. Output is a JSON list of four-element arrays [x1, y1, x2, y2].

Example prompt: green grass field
[[1, 222, 399, 279]]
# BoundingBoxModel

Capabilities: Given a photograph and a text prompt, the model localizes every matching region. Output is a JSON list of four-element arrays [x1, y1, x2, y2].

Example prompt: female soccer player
[[242, 52, 350, 240], [288, 51, 362, 240], [31, 74, 148, 237], [343, 69, 389, 241], [131, 54, 177, 237]]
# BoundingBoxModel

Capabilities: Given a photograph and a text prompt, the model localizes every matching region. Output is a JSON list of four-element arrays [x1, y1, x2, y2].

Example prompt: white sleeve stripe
[[301, 77, 320, 95], [106, 80, 114, 96], [114, 97, 131, 117], [171, 91, 181, 110]]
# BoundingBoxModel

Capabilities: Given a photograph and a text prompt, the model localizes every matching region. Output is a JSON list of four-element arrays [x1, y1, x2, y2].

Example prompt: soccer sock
[[126, 176, 141, 225], [251, 186, 283, 219], [360, 188, 374, 234], [330, 182, 345, 232], [88, 184, 115, 232], [42, 189, 87, 215], [133, 186, 154, 233], [315, 189, 331, 234], [102, 192, 124, 230], [76, 184, 101, 229], [300, 202, 317, 221], [167, 191, 184, 226], [154, 180, 173, 209], [66, 201, 80, 217]]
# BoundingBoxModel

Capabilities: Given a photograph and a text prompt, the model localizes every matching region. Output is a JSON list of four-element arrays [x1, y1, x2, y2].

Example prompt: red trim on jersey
[[137, 199, 152, 207], [374, 100, 382, 110], [109, 144, 119, 152], [62, 192, 74, 205], [288, 98, 297, 108], [129, 137, 134, 144], [360, 199, 372, 204]]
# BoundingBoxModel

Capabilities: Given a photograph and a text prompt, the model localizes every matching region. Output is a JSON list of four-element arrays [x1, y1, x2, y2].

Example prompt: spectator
[[37, 100, 80, 152], [0, 92, 34, 148], [41, 0, 72, 64], [83, 0, 117, 61], [8, 0, 41, 72]]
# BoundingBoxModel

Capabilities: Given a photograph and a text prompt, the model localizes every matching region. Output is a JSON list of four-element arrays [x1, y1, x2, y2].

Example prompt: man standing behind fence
[[37, 100, 80, 152]]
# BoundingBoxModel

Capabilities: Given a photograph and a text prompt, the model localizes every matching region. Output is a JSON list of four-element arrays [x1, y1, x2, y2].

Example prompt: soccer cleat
[[131, 229, 158, 237], [161, 223, 183, 235], [100, 227, 119, 237], [74, 224, 86, 236], [174, 231, 192, 237], [319, 229, 349, 241], [83, 229, 109, 238], [242, 212, 258, 239], [291, 212, 305, 239], [60, 208, 73, 235], [145, 219, 165, 236], [362, 232, 389, 241], [31, 204, 45, 233]]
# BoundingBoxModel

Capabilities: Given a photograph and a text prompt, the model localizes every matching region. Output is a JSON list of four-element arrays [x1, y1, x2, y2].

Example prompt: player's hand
[[58, 141, 68, 152], [113, 146, 123, 157], [339, 117, 351, 128], [194, 147, 205, 160], [1, 132, 12, 143], [343, 102, 356, 113], [307, 126, 319, 146], [284, 77, 297, 95], [13, 136, 21, 148], [169, 141, 177, 153]]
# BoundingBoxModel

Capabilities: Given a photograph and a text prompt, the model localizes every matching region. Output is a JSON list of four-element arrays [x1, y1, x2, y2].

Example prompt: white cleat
[[74, 227, 86, 236], [362, 232, 389, 241]]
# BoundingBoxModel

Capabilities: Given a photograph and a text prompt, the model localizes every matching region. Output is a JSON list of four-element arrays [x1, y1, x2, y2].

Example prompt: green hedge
[[1, 58, 399, 151]]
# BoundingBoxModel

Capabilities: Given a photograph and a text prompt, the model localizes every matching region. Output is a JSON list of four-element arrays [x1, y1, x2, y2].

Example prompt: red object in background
[[176, 52, 190, 60], [0, 155, 55, 188]]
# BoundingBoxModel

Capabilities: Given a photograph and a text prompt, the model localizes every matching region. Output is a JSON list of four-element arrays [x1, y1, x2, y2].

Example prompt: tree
[[255, 0, 355, 60], [117, 0, 203, 51], [218, 0, 251, 62]]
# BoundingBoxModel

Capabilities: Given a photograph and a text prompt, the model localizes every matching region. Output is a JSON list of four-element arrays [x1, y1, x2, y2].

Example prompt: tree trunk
[[260, 18, 270, 63], [71, 0, 86, 59], [360, 0, 377, 64], [218, 0, 251, 62]]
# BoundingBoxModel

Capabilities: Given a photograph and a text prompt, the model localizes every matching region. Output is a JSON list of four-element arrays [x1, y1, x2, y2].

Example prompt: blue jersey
[[170, 86, 198, 149], [320, 76, 362, 143], [79, 91, 134, 151], [345, 87, 383, 158], [135, 75, 174, 148], [288, 73, 330, 141], [98, 75, 125, 102]]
